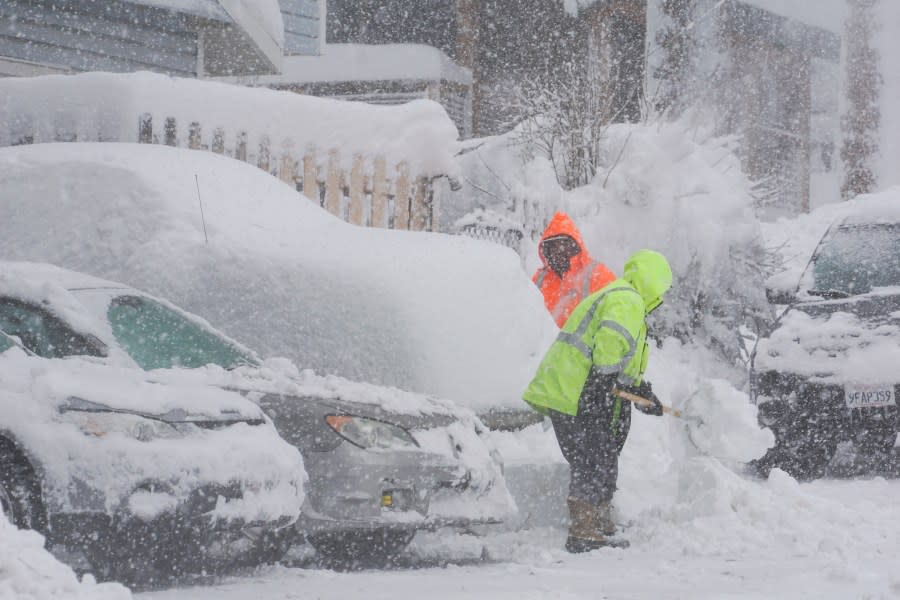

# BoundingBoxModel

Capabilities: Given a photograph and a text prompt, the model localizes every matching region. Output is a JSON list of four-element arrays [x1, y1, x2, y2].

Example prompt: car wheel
[[0, 440, 46, 533], [308, 529, 415, 567], [255, 528, 295, 565]]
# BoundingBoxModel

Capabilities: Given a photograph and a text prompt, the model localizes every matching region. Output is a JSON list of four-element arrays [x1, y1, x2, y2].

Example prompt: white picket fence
[[0, 72, 457, 231]]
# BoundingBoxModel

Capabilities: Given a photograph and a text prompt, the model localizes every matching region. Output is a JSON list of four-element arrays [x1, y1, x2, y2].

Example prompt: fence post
[[348, 155, 366, 226], [370, 156, 388, 228], [235, 131, 247, 162], [325, 149, 342, 218], [164, 117, 176, 146], [279, 149, 297, 188], [188, 122, 201, 149], [410, 177, 429, 231], [212, 127, 225, 153], [258, 136, 270, 172], [394, 162, 411, 230], [302, 151, 318, 202], [138, 114, 152, 143]]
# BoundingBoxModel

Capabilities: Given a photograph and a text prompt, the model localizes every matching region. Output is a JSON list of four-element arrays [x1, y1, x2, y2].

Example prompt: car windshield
[[107, 295, 258, 370], [808, 223, 900, 297]]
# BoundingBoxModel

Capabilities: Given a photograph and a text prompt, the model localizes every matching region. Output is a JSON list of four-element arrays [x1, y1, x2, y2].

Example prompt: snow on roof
[[742, 0, 845, 34], [219, 0, 285, 68], [121, 0, 284, 72], [122, 0, 229, 20], [561, 0, 598, 17], [229, 43, 472, 87], [0, 71, 459, 178]]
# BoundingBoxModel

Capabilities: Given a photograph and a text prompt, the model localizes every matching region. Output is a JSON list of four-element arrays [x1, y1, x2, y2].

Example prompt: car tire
[[255, 528, 295, 565], [308, 528, 415, 567], [0, 440, 47, 533]]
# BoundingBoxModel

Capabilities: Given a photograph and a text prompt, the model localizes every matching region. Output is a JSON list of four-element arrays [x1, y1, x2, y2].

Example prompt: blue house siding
[[0, 0, 205, 76], [279, 0, 320, 55]]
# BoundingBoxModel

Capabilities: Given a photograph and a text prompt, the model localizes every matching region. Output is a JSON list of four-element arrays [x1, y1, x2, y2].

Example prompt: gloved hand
[[629, 380, 664, 417]]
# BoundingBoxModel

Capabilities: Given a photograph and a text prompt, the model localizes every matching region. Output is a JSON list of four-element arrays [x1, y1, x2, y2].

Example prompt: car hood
[[258, 393, 458, 431], [755, 292, 900, 383], [16, 355, 266, 422], [150, 358, 474, 423]]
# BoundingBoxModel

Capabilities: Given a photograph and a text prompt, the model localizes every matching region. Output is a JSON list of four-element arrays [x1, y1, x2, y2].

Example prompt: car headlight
[[61, 407, 192, 442], [324, 415, 419, 450]]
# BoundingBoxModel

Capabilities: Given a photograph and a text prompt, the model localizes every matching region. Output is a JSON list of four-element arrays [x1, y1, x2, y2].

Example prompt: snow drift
[[0, 514, 130, 600]]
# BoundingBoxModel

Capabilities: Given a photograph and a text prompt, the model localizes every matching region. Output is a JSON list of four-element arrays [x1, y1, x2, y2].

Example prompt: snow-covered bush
[[451, 116, 773, 376]]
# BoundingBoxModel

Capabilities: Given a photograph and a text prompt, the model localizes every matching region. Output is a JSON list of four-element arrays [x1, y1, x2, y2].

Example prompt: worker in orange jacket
[[533, 212, 616, 327]]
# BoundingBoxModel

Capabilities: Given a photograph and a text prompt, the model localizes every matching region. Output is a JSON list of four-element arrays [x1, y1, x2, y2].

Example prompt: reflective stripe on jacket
[[532, 212, 616, 327], [522, 280, 649, 416]]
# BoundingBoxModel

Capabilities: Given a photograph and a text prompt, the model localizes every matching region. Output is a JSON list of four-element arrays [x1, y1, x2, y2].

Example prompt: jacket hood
[[538, 212, 591, 270], [623, 249, 672, 309]]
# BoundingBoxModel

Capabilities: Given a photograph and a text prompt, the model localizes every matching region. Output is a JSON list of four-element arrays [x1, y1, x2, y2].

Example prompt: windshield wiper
[[808, 289, 852, 299]]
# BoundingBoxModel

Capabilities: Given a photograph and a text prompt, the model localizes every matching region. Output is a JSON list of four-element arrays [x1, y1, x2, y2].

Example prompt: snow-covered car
[[0, 262, 514, 562], [0, 142, 555, 423], [751, 205, 900, 479], [0, 301, 305, 580]]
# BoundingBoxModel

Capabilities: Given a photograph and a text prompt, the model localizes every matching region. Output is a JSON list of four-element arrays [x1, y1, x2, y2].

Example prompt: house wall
[[581, 0, 646, 124], [716, 0, 840, 215], [279, 0, 321, 55], [0, 0, 200, 77]]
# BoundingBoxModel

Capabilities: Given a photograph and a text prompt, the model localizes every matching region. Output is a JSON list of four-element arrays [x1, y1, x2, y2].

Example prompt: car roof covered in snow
[[1, 260, 129, 291], [0, 143, 556, 413]]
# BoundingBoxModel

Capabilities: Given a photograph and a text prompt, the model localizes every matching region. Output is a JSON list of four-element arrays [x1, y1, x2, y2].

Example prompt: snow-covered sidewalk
[[139, 477, 900, 600]]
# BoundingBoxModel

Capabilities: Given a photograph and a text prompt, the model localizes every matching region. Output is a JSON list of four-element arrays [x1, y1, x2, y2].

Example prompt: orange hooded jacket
[[532, 212, 616, 328]]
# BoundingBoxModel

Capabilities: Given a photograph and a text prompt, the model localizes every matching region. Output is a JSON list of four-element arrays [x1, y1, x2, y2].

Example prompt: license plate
[[844, 384, 896, 409]]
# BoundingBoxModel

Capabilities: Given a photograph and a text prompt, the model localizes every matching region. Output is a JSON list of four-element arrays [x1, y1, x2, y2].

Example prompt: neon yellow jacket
[[523, 250, 672, 416]]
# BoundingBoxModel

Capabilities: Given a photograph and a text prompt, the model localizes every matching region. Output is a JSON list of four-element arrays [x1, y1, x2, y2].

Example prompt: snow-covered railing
[[0, 71, 461, 231], [453, 208, 531, 260]]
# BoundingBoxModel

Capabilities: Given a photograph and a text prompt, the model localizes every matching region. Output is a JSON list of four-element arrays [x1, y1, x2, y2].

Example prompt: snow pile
[[563, 120, 769, 359], [0, 143, 554, 412], [453, 117, 770, 372], [0, 514, 130, 600], [0, 72, 458, 177]]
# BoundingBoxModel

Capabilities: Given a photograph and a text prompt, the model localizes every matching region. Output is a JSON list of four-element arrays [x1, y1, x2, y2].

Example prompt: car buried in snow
[[751, 206, 900, 480], [0, 262, 514, 564], [0, 318, 305, 582]]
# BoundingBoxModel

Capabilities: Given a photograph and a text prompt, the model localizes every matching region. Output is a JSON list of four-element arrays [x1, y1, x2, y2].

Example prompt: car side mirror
[[766, 287, 796, 305]]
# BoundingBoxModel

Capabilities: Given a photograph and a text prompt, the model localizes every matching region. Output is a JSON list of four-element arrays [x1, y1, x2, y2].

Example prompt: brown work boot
[[564, 497, 629, 553]]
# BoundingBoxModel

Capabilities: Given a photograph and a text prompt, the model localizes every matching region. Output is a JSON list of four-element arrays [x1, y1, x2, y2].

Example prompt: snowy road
[[139, 478, 900, 600]]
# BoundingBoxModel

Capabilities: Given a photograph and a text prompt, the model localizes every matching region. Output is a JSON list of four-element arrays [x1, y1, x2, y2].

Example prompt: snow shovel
[[611, 387, 703, 426]]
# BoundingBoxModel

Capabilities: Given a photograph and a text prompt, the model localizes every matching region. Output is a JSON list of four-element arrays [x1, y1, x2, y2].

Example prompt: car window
[[107, 295, 257, 370], [811, 224, 900, 296], [0, 297, 106, 358]]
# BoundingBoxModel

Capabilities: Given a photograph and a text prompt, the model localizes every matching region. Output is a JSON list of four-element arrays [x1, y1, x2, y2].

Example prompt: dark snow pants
[[550, 371, 632, 505]]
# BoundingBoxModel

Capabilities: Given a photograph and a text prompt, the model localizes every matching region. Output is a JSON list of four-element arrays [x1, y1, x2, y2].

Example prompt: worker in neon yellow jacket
[[523, 249, 673, 552]]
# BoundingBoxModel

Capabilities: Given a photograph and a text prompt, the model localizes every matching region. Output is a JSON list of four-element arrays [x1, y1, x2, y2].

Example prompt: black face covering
[[542, 236, 581, 276]]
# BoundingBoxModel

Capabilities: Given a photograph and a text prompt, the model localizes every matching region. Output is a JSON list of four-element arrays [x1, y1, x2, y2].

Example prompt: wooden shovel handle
[[612, 387, 683, 418]]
